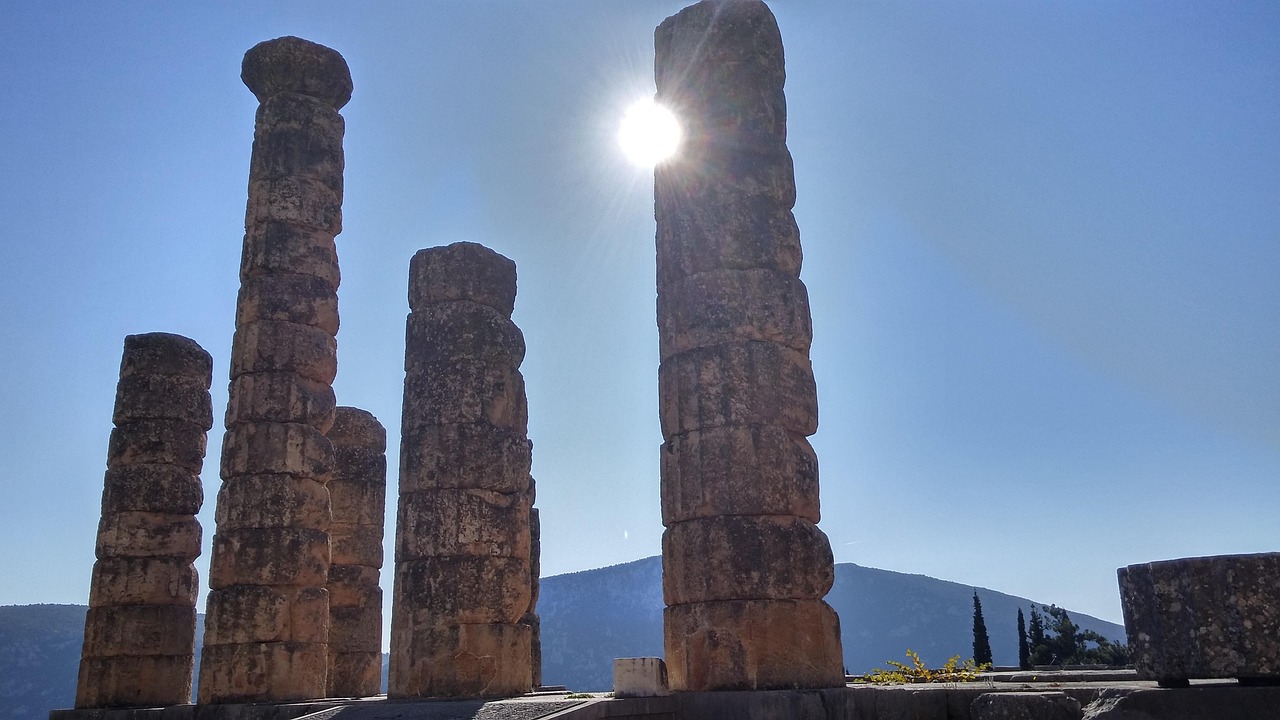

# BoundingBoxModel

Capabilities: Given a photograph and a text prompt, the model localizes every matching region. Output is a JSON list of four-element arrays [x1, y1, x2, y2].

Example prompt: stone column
[[325, 407, 386, 698], [520, 507, 542, 688], [199, 36, 352, 704], [76, 332, 212, 708], [390, 242, 534, 698], [654, 0, 844, 691]]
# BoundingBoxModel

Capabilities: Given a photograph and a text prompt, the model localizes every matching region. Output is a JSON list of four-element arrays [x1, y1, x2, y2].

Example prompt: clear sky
[[1, 0, 1276, 640]]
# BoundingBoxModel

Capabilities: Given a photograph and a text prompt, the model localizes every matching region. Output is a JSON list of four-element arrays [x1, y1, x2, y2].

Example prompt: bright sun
[[618, 99, 681, 168]]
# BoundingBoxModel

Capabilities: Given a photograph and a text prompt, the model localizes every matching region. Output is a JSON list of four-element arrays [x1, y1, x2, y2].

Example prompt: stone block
[[245, 174, 342, 235], [220, 421, 333, 481], [242, 36, 353, 109], [330, 522, 383, 566], [405, 301, 525, 369], [208, 527, 329, 589], [396, 488, 530, 560], [230, 320, 337, 385], [75, 654, 193, 709], [82, 605, 196, 657], [971, 692, 1081, 720], [655, 195, 801, 284], [106, 420, 207, 475], [521, 611, 542, 688], [663, 515, 834, 605], [329, 603, 381, 652], [408, 242, 517, 316], [664, 598, 844, 691], [89, 557, 198, 608], [196, 640, 327, 704], [118, 332, 213, 385], [1119, 552, 1280, 684], [658, 341, 817, 437], [250, 93, 345, 190], [215, 474, 330, 531], [113, 374, 213, 429], [402, 359, 528, 433], [388, 622, 531, 698], [327, 651, 382, 699], [393, 556, 530, 625], [203, 585, 328, 645], [327, 565, 381, 607], [241, 220, 340, 287], [529, 507, 541, 610], [328, 406, 387, 451], [657, 268, 812, 361], [614, 657, 670, 698], [328, 478, 386, 525], [661, 424, 819, 525], [399, 423, 532, 494], [226, 371, 337, 431], [95, 512, 201, 561], [236, 272, 339, 335], [101, 464, 203, 515]]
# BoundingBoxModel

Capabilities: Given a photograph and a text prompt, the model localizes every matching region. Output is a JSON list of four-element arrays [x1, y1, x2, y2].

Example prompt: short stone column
[[521, 506, 542, 688], [1119, 553, 1280, 687], [325, 407, 386, 698], [389, 242, 535, 698], [654, 0, 844, 691], [199, 36, 352, 704], [76, 332, 212, 708]]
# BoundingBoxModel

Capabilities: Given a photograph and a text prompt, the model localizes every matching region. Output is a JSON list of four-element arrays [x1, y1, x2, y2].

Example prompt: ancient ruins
[[76, 333, 212, 708], [653, 0, 844, 690], [390, 242, 538, 698]]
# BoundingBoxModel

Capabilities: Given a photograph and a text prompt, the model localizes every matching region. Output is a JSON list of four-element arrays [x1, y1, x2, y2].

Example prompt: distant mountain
[[1, 558, 1126, 716], [539, 556, 1126, 690]]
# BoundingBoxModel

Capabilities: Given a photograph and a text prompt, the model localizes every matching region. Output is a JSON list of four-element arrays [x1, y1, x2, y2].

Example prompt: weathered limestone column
[[390, 242, 535, 698], [199, 36, 351, 704], [520, 507, 542, 688], [654, 0, 844, 691], [325, 407, 386, 698], [76, 332, 212, 708]]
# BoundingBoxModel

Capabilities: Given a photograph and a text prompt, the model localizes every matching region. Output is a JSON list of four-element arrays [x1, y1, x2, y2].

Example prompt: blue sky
[[1, 0, 1276, 642]]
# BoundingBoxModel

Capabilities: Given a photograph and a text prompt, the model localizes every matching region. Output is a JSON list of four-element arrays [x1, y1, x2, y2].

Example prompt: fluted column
[[654, 0, 844, 691], [199, 35, 352, 704], [76, 332, 212, 708]]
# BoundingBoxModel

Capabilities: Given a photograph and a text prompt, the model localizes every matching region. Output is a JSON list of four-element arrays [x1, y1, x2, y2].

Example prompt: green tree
[[1027, 604, 1132, 667], [1028, 605, 1050, 665], [972, 591, 993, 666], [1017, 608, 1030, 670]]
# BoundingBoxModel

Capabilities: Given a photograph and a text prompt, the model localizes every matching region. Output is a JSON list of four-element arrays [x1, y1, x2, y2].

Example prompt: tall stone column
[[325, 407, 386, 698], [199, 36, 352, 704], [390, 242, 534, 698], [654, 0, 844, 691], [521, 507, 542, 688], [76, 332, 212, 708]]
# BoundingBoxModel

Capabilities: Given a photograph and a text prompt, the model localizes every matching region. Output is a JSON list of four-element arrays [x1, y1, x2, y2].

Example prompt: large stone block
[[236, 272, 339, 335], [204, 585, 328, 645], [96, 512, 201, 561], [215, 474, 330, 531], [661, 424, 819, 525], [250, 93, 345, 191], [327, 406, 387, 452], [106, 420, 207, 475], [663, 598, 844, 691], [405, 302, 525, 369], [388, 622, 531, 698], [402, 359, 527, 433], [327, 651, 381, 699], [329, 604, 381, 652], [330, 522, 383, 567], [208, 527, 329, 589], [657, 268, 811, 361], [393, 556, 530, 626], [408, 243, 517, 316], [75, 654, 193, 709], [220, 421, 333, 481], [82, 605, 196, 657], [399, 423, 531, 494], [658, 341, 817, 437], [396, 489, 530, 561], [529, 507, 541, 611], [226, 371, 337, 431], [1119, 552, 1280, 685], [101, 464, 203, 516], [520, 611, 542, 689], [242, 36, 353, 109], [663, 515, 833, 605], [241, 220, 340, 287], [197, 640, 327, 704], [118, 333, 213, 386], [655, 196, 802, 284], [230, 320, 337, 385], [245, 174, 342, 235], [113, 374, 214, 429], [327, 565, 381, 607], [89, 557, 198, 608], [328, 478, 386, 526]]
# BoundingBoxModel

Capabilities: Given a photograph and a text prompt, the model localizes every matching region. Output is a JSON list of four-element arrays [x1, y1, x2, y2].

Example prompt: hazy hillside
[[0, 605, 84, 720]]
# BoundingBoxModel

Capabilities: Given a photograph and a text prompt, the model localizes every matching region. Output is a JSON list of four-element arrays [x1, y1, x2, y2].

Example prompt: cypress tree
[[1028, 605, 1047, 665], [1017, 608, 1030, 670], [972, 590, 993, 666]]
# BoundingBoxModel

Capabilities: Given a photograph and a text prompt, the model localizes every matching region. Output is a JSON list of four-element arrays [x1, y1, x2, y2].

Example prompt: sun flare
[[618, 100, 681, 168]]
